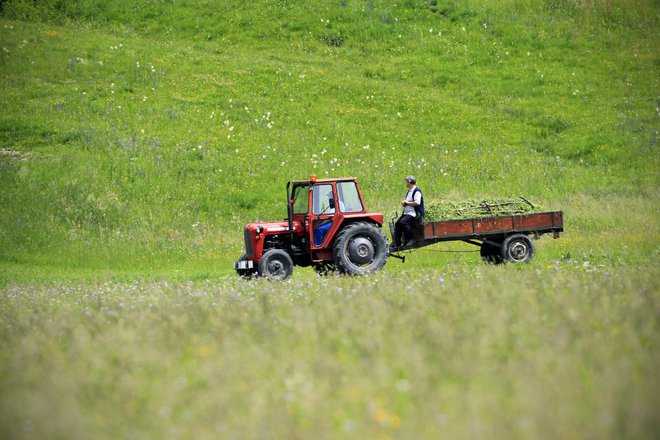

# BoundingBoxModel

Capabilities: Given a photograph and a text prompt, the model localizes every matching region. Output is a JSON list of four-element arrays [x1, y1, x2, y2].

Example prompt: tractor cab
[[235, 176, 389, 280]]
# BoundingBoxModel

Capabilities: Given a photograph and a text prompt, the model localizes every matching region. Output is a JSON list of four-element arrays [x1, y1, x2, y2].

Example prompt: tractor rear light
[[310, 174, 317, 183]]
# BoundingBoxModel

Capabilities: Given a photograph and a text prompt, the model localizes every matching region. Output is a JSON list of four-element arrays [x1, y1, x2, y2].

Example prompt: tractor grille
[[244, 228, 253, 255]]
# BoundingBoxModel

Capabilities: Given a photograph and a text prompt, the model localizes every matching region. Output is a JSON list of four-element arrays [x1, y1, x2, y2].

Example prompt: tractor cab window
[[292, 184, 309, 214], [337, 181, 364, 213], [312, 184, 336, 215]]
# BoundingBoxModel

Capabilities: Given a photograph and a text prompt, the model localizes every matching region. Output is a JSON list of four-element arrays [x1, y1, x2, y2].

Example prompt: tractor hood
[[245, 220, 304, 235]]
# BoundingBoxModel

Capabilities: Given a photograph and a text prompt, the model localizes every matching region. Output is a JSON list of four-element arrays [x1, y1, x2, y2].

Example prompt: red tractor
[[234, 175, 389, 280]]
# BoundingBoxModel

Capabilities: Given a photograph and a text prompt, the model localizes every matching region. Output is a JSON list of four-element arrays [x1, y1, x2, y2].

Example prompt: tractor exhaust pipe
[[286, 182, 294, 250]]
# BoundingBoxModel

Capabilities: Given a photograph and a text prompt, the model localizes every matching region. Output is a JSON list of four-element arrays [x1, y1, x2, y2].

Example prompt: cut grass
[[424, 197, 544, 221]]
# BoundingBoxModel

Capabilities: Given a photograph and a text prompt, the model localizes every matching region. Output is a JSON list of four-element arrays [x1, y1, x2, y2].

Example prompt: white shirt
[[403, 186, 422, 217]]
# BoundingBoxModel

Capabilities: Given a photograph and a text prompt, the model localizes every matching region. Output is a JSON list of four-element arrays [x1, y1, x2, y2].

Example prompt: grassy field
[[0, 0, 658, 438], [1, 268, 658, 438]]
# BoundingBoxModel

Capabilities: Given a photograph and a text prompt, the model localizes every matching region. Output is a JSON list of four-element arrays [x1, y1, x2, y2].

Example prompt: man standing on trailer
[[394, 175, 424, 246]]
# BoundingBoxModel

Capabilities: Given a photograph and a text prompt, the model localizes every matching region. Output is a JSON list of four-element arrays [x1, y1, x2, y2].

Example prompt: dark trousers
[[394, 214, 417, 246]]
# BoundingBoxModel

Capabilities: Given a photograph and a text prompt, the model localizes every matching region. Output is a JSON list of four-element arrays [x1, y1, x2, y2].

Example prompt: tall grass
[[1, 267, 658, 438]]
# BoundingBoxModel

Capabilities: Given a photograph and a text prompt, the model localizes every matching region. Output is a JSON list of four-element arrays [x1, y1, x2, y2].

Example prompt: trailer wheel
[[235, 253, 256, 278], [480, 242, 504, 264], [258, 249, 294, 280], [501, 234, 535, 263], [333, 222, 388, 275]]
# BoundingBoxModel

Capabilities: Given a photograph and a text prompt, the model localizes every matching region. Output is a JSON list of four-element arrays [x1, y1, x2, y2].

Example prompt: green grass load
[[424, 197, 544, 221]]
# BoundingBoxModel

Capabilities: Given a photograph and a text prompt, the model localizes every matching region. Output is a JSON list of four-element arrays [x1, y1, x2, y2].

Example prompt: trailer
[[389, 211, 564, 264]]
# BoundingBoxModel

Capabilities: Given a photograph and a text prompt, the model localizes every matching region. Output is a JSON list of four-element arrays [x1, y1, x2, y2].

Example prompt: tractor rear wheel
[[258, 249, 294, 280], [333, 222, 388, 275], [501, 234, 535, 263]]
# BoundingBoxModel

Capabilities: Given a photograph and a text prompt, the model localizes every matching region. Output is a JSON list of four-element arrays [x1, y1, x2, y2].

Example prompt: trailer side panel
[[424, 219, 473, 239], [474, 216, 514, 234], [422, 211, 563, 240]]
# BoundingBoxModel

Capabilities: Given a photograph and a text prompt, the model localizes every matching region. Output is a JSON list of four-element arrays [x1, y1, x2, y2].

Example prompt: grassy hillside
[[0, 0, 658, 279]]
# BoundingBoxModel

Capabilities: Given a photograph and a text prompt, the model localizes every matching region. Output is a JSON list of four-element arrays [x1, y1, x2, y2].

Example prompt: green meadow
[[0, 0, 658, 438]]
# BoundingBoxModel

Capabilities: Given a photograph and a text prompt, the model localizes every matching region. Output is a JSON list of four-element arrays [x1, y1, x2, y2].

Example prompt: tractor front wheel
[[333, 222, 388, 275], [258, 249, 294, 280]]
